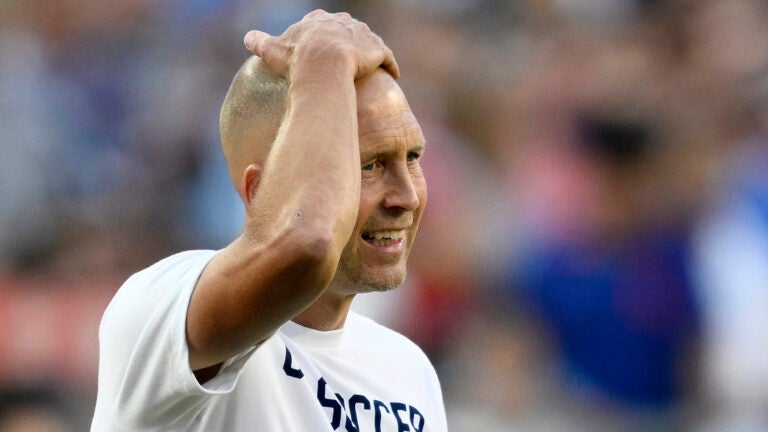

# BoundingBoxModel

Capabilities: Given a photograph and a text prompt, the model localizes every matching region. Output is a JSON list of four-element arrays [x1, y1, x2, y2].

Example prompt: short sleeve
[[95, 250, 256, 431]]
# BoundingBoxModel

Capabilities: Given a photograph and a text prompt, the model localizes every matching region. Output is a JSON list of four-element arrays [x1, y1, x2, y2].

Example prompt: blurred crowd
[[1, 0, 768, 430]]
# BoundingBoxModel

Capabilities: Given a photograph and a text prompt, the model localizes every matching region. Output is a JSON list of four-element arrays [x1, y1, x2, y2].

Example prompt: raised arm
[[186, 11, 397, 371]]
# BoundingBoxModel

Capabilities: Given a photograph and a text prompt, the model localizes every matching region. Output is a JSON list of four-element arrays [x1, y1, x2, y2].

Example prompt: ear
[[239, 164, 262, 205]]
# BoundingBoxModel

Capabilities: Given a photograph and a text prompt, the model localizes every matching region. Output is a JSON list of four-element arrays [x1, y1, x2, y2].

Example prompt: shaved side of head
[[220, 56, 287, 191]]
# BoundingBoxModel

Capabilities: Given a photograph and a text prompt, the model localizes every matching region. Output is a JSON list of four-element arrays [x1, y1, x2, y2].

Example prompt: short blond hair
[[219, 56, 287, 188]]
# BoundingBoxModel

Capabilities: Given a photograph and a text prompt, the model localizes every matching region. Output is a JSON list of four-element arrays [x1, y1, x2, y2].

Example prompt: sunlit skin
[[186, 11, 422, 374], [294, 71, 427, 329]]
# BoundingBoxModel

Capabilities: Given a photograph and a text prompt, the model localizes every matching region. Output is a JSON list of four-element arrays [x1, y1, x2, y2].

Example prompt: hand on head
[[243, 9, 400, 81]]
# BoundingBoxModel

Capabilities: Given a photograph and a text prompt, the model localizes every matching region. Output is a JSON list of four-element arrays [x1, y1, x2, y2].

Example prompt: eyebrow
[[361, 139, 427, 160], [411, 141, 427, 153]]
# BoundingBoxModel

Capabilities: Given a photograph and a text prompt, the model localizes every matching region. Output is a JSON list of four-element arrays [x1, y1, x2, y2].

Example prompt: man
[[91, 10, 447, 432]]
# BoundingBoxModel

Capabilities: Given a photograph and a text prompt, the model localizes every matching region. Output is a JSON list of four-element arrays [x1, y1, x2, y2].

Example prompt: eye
[[406, 151, 421, 162], [362, 160, 378, 171]]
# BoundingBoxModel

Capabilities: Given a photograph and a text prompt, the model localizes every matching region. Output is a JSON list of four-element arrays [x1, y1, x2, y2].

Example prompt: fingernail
[[244, 31, 257, 49]]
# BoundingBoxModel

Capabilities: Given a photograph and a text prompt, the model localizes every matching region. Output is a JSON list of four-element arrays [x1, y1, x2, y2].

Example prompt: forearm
[[188, 59, 361, 371], [249, 58, 360, 255]]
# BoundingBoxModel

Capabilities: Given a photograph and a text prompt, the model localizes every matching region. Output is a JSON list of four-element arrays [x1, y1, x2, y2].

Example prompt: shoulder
[[101, 250, 218, 329], [126, 250, 218, 285], [115, 250, 217, 298]]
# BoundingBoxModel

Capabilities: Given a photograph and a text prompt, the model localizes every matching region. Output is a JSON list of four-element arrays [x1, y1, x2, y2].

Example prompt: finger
[[305, 9, 328, 19], [244, 30, 270, 54], [334, 12, 353, 22], [380, 49, 400, 79]]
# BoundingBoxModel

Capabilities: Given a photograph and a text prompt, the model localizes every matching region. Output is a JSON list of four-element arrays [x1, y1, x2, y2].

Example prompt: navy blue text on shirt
[[283, 347, 427, 432]]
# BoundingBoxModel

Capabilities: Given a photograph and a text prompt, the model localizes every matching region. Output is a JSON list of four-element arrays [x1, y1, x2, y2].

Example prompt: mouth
[[361, 229, 406, 248]]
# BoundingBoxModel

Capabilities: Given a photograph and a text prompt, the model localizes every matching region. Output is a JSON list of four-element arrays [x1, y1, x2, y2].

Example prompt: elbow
[[270, 229, 338, 303], [282, 218, 344, 281], [286, 204, 352, 264], [242, 206, 354, 288], [290, 224, 338, 269]]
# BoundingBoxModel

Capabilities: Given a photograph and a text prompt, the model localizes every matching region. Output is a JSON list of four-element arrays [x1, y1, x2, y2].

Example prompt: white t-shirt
[[91, 250, 448, 431]]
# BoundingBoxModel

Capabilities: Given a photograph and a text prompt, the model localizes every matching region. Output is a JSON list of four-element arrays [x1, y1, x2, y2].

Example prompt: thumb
[[244, 30, 270, 54]]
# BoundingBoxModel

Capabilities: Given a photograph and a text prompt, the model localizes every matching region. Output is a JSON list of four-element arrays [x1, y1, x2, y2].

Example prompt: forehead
[[357, 79, 424, 155]]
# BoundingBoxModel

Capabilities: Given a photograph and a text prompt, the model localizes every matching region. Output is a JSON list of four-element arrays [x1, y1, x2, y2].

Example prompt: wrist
[[288, 44, 356, 85]]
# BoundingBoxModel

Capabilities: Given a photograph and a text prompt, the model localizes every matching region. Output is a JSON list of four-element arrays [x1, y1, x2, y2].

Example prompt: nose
[[382, 163, 421, 212]]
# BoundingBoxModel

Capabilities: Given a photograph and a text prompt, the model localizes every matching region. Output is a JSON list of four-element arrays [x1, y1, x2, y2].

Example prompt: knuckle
[[352, 21, 370, 34]]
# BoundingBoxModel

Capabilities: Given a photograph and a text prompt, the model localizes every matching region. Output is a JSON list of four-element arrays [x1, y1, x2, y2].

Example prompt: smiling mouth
[[361, 229, 406, 247]]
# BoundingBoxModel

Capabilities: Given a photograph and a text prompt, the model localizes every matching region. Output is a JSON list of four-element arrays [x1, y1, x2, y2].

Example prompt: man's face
[[335, 72, 427, 294]]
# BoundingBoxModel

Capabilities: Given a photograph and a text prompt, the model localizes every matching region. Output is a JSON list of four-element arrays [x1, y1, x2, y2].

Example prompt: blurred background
[[2, 0, 768, 430]]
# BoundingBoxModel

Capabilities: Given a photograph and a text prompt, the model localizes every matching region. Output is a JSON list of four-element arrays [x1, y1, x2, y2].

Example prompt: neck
[[292, 291, 356, 331]]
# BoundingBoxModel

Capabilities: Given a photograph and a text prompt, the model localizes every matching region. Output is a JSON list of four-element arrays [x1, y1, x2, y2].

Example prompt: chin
[[336, 244, 413, 294], [340, 263, 408, 294], [360, 273, 406, 293]]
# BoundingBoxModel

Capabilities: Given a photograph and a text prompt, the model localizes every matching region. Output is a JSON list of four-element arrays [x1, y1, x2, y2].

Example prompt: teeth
[[365, 230, 405, 241]]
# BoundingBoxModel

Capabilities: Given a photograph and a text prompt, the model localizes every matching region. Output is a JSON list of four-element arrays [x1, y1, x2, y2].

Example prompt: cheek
[[411, 183, 428, 230], [353, 192, 379, 229], [416, 178, 428, 209]]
